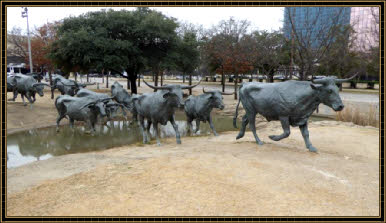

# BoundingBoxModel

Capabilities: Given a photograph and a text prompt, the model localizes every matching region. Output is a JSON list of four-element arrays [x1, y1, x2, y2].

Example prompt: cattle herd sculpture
[[7, 73, 358, 152]]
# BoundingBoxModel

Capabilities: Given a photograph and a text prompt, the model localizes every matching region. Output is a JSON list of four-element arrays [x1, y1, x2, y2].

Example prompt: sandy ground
[[5, 82, 380, 216]]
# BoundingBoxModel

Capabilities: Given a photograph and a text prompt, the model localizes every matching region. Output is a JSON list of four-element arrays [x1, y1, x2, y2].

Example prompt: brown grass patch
[[336, 104, 378, 127]]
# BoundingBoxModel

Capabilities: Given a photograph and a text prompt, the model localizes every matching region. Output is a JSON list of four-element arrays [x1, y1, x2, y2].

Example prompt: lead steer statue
[[184, 88, 233, 136], [233, 74, 357, 152], [55, 95, 115, 134], [8, 74, 51, 106], [133, 79, 201, 146]]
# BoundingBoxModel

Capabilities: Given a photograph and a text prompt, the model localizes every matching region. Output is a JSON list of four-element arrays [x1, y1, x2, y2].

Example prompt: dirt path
[[6, 82, 380, 216], [7, 121, 379, 216]]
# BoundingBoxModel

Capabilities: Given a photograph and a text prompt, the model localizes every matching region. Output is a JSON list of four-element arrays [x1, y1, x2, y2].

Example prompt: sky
[[6, 7, 284, 34]]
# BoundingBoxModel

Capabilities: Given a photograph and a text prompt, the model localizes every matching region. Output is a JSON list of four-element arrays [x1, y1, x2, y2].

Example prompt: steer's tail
[[233, 86, 242, 129]]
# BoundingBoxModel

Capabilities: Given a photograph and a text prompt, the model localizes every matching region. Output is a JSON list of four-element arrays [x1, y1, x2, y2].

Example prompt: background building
[[283, 7, 379, 52]]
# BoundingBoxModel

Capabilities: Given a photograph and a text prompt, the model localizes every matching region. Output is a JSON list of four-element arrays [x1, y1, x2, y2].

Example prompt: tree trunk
[[49, 72, 53, 85], [189, 73, 192, 95], [74, 72, 77, 82], [160, 70, 163, 86], [154, 70, 159, 92], [268, 75, 274, 83], [138, 75, 141, 87], [127, 77, 130, 90], [183, 73, 185, 83], [87, 73, 89, 82], [234, 73, 238, 100], [221, 68, 225, 93], [128, 70, 137, 94], [106, 71, 109, 88], [102, 70, 104, 84], [49, 71, 54, 99]]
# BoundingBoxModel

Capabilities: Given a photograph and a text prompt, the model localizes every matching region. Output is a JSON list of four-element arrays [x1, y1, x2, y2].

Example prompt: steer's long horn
[[58, 80, 76, 86], [82, 82, 96, 85], [80, 101, 96, 110], [181, 78, 202, 89], [32, 83, 51, 88], [143, 79, 171, 90], [100, 97, 114, 103], [221, 91, 234, 95], [203, 88, 213, 94], [334, 72, 359, 83]]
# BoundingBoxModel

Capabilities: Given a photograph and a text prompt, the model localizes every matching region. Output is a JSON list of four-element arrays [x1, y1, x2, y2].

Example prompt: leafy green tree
[[49, 8, 179, 94], [175, 31, 200, 94]]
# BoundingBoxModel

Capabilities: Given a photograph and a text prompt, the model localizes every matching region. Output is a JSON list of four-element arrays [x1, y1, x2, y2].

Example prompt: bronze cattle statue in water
[[233, 74, 357, 152], [133, 79, 201, 146], [184, 88, 233, 136]]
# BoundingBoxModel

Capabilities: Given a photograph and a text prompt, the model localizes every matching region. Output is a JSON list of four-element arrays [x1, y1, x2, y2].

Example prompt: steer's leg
[[21, 94, 26, 106], [248, 113, 264, 145], [208, 115, 218, 136], [56, 114, 66, 132], [25, 92, 34, 106], [69, 118, 75, 130], [153, 121, 161, 146], [269, 116, 291, 141], [236, 115, 249, 139], [170, 116, 181, 144], [195, 120, 201, 135], [8, 90, 17, 101], [146, 120, 152, 140], [187, 117, 193, 136], [139, 116, 148, 144], [299, 123, 318, 152]]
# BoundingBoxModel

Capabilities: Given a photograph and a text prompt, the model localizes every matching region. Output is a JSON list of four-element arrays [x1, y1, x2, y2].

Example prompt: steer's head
[[162, 91, 181, 108], [32, 83, 51, 97], [143, 78, 202, 108], [80, 97, 113, 117], [311, 73, 358, 112], [202, 88, 234, 110]]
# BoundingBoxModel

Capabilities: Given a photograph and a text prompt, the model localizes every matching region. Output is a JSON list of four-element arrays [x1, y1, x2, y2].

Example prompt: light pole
[[21, 7, 33, 73]]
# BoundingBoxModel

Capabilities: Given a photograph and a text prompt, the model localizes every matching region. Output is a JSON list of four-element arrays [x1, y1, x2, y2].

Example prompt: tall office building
[[283, 7, 379, 51]]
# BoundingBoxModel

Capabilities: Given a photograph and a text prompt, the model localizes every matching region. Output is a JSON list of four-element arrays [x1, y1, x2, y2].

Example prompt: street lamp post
[[21, 7, 33, 73]]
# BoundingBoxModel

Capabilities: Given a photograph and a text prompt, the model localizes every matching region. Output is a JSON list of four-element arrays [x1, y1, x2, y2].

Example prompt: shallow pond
[[6, 112, 333, 168]]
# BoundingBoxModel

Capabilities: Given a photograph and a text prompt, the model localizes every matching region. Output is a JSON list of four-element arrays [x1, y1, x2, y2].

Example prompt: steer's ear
[[310, 83, 323, 90]]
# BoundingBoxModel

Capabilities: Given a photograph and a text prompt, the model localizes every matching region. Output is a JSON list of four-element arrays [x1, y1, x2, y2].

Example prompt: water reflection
[[7, 113, 240, 168]]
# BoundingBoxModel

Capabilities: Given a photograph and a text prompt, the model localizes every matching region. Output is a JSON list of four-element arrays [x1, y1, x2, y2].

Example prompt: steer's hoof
[[308, 146, 318, 153], [269, 135, 281, 141], [236, 133, 244, 140]]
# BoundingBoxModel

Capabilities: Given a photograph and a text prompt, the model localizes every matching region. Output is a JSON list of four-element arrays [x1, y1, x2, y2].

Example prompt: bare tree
[[7, 27, 28, 58], [287, 7, 347, 80], [205, 18, 254, 99]]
